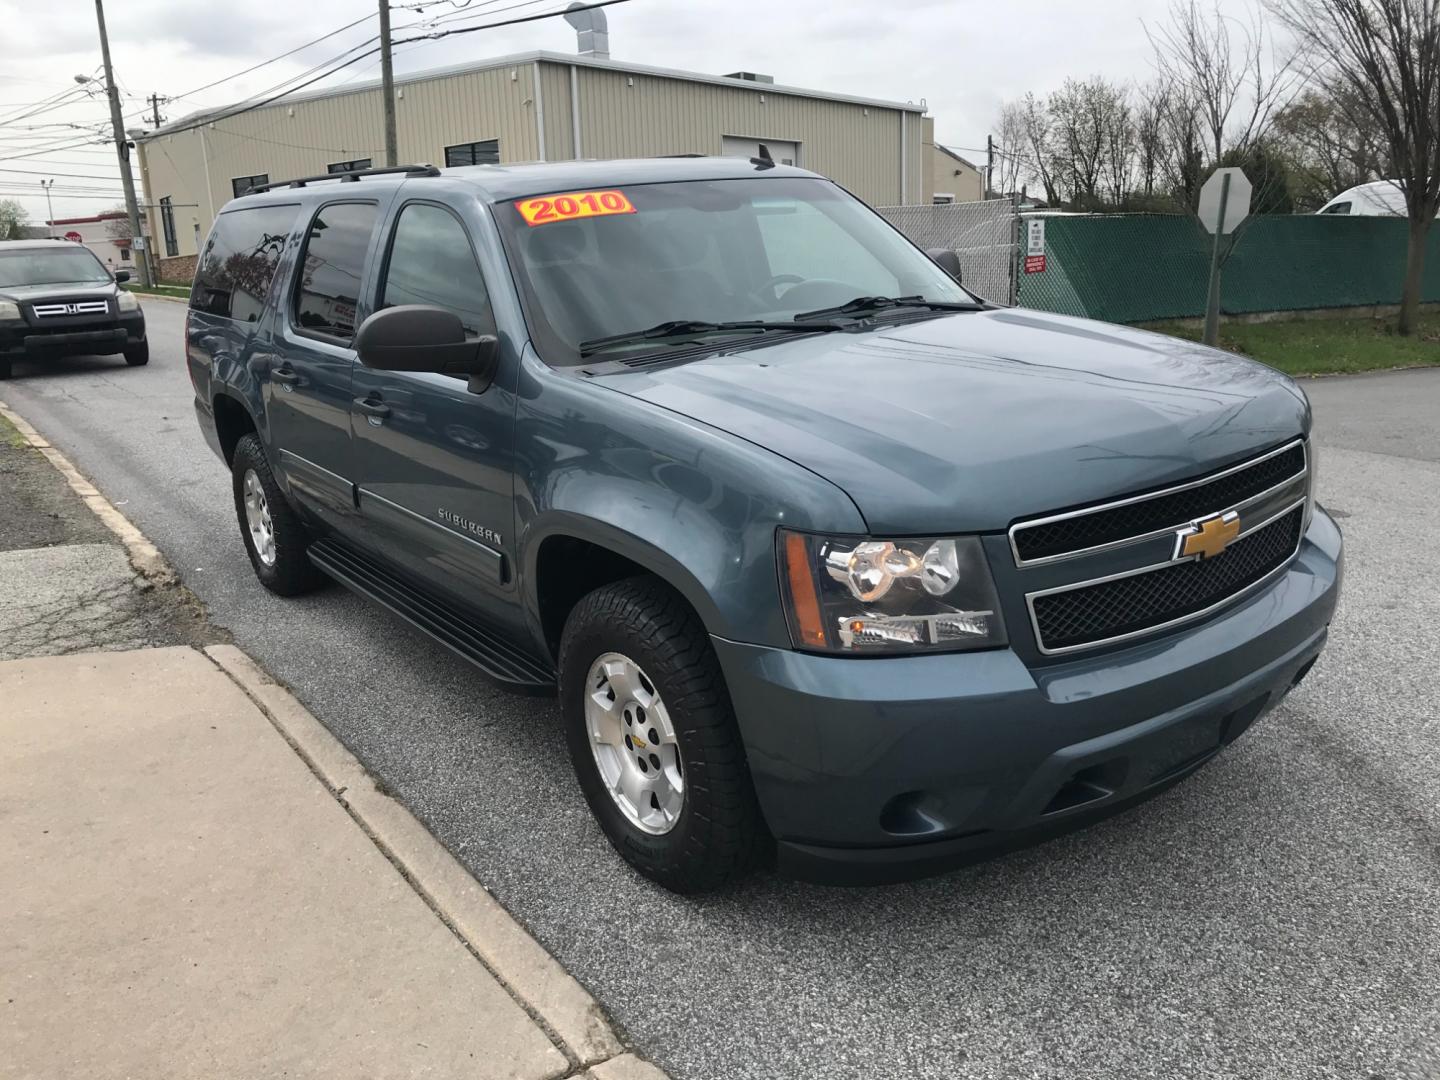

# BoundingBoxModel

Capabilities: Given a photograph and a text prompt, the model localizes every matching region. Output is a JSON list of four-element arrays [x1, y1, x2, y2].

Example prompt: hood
[[0, 280, 118, 303], [596, 308, 1310, 534]]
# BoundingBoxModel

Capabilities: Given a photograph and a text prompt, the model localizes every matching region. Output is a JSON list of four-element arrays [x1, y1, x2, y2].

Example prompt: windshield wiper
[[580, 318, 842, 357], [793, 295, 987, 321]]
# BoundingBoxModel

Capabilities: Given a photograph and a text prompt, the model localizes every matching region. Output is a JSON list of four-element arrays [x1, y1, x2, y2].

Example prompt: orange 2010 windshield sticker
[[515, 189, 636, 226]]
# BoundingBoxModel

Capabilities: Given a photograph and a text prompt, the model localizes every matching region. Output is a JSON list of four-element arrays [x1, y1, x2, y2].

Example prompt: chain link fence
[[1014, 212, 1440, 323], [878, 197, 1019, 305]]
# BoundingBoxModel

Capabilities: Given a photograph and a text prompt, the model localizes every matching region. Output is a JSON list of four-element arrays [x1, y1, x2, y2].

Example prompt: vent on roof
[[564, 2, 610, 60], [724, 71, 774, 84]]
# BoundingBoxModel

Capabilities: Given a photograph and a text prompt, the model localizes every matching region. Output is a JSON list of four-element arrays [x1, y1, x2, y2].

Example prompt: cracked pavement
[[0, 408, 223, 660]]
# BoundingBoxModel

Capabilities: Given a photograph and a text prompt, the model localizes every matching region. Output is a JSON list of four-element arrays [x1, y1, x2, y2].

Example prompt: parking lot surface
[[4, 300, 1438, 1079]]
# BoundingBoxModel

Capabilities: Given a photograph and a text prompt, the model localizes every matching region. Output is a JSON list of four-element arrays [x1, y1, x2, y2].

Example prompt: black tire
[[558, 576, 767, 892], [231, 432, 324, 596], [123, 341, 149, 367], [0, 358, 11, 380]]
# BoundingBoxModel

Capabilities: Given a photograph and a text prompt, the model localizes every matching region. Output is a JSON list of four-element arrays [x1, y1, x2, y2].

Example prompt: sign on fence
[[1024, 218, 1046, 274]]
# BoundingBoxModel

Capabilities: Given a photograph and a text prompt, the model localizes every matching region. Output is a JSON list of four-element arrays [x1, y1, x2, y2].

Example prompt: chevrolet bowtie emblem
[[1176, 511, 1241, 561]]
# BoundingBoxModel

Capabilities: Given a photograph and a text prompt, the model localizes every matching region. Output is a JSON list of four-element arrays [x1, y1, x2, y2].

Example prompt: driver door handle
[[353, 395, 391, 419], [271, 366, 300, 385]]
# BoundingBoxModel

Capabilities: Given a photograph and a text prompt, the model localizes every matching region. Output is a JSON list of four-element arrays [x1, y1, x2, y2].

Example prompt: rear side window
[[380, 203, 493, 336], [293, 202, 379, 344], [1321, 201, 1352, 215], [192, 204, 299, 321]]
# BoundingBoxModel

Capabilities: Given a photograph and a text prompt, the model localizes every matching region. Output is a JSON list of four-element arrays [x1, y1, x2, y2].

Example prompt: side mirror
[[354, 304, 499, 392], [114, 269, 131, 283], [926, 248, 963, 283]]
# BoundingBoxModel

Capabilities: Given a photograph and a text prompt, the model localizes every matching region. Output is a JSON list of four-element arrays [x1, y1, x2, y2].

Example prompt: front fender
[[514, 353, 865, 648]]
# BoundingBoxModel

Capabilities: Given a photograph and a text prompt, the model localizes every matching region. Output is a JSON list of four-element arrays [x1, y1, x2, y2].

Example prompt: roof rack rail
[[250, 163, 441, 194]]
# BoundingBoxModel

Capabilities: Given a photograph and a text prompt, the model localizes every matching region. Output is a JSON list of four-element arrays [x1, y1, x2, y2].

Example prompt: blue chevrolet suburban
[[187, 158, 1341, 891]]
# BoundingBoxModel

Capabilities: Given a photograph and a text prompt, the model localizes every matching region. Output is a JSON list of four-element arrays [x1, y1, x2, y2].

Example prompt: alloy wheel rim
[[584, 652, 684, 835], [242, 469, 277, 567]]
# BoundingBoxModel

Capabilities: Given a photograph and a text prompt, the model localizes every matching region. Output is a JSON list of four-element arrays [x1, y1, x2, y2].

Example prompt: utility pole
[[91, 0, 152, 286], [986, 134, 994, 199], [40, 179, 55, 229], [379, 0, 398, 166], [147, 93, 163, 128]]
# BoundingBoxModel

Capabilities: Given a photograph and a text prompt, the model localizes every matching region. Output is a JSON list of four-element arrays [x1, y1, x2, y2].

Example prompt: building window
[[159, 196, 178, 257], [231, 174, 269, 198], [443, 139, 499, 167], [120, 247, 132, 261], [327, 158, 372, 174], [932, 194, 956, 204]]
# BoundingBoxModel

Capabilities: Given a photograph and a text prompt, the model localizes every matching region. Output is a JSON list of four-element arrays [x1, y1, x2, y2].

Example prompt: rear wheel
[[558, 576, 766, 892], [231, 432, 323, 596], [123, 341, 149, 367]]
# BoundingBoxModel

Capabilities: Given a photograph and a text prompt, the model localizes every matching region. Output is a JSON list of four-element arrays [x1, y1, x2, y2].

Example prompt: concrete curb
[[0, 399, 170, 582], [203, 644, 640, 1074]]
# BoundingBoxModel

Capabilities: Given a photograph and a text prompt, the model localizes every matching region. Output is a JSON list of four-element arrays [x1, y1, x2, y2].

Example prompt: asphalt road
[[4, 300, 1439, 1079]]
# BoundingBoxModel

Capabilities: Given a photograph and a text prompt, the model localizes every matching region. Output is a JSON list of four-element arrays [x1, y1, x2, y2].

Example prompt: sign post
[[1197, 167, 1252, 347]]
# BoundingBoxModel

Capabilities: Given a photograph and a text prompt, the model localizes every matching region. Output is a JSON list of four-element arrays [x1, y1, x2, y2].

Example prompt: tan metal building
[[135, 50, 929, 278], [924, 139, 985, 204]]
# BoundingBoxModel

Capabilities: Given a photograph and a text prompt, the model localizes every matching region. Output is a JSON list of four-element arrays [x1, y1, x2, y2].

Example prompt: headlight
[[116, 290, 140, 312], [0, 300, 20, 320], [778, 529, 1007, 654]]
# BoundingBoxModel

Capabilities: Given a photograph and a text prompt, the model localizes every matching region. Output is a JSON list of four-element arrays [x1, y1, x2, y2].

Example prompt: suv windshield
[[0, 245, 112, 288], [495, 177, 975, 364]]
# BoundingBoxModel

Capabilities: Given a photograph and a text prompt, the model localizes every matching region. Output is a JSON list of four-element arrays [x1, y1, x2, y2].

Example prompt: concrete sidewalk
[[0, 645, 658, 1080]]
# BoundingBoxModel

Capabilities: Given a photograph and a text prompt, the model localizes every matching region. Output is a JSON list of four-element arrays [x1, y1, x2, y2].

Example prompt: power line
[[144, 0, 631, 142]]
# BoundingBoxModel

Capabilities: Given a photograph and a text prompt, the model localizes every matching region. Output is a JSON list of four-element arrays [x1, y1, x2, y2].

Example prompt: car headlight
[[116, 290, 140, 312], [778, 529, 1007, 654], [0, 299, 20, 320]]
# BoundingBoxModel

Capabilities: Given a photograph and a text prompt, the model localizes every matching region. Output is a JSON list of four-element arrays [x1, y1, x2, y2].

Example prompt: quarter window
[[444, 139, 500, 168], [327, 158, 372, 174], [293, 202, 379, 343], [191, 204, 299, 321], [381, 203, 493, 337], [1321, 201, 1352, 215], [231, 174, 270, 198]]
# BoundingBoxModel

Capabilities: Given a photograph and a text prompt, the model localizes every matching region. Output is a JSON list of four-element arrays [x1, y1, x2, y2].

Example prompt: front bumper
[[714, 508, 1342, 884], [0, 310, 145, 358]]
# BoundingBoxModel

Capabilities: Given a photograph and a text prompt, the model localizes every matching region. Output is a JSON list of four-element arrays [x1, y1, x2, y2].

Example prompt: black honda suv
[[0, 239, 148, 379]]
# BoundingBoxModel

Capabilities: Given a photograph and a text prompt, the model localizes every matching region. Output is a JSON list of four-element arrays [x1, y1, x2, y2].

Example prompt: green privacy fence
[[1015, 213, 1440, 324]]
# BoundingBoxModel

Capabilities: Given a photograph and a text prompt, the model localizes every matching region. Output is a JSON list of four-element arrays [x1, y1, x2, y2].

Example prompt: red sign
[[1023, 254, 1047, 274], [63, 231, 83, 243]]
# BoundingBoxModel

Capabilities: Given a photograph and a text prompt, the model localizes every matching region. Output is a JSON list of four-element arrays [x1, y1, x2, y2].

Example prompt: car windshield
[[0, 245, 111, 287], [494, 176, 976, 364]]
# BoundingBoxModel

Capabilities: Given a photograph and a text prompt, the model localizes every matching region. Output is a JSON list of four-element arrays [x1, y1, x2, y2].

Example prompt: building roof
[[935, 144, 979, 171], [143, 49, 926, 141]]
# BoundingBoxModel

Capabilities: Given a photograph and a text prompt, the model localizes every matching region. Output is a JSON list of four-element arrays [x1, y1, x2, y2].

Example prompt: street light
[[40, 179, 55, 230]]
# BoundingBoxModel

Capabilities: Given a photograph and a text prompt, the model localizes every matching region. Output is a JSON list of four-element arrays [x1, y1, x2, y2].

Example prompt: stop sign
[[1197, 168, 1252, 235], [63, 231, 83, 242]]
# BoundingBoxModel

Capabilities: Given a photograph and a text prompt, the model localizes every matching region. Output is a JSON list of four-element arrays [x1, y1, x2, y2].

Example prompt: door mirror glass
[[355, 304, 498, 389], [926, 248, 963, 283], [113, 269, 131, 284]]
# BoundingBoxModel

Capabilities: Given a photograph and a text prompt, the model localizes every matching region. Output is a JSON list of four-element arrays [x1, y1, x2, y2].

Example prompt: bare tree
[[1019, 91, 1059, 205], [1149, 0, 1300, 164], [103, 204, 133, 241], [993, 100, 1030, 197], [1134, 80, 1173, 197], [1273, 86, 1387, 205], [0, 199, 28, 241], [1271, 0, 1440, 334]]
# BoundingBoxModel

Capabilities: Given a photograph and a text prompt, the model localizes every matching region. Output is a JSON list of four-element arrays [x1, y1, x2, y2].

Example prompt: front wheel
[[123, 341, 149, 367], [558, 577, 767, 893], [231, 433, 323, 596]]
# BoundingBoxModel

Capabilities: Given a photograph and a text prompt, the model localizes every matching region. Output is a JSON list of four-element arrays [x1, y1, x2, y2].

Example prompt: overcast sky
[[1, 0, 1241, 223]]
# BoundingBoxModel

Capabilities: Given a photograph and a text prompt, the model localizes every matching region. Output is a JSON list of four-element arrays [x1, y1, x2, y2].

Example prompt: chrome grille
[[32, 301, 110, 318], [1028, 505, 1305, 655], [1010, 442, 1307, 565]]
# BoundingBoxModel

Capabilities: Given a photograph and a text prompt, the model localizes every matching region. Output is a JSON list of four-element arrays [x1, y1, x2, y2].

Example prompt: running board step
[[307, 538, 556, 693]]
